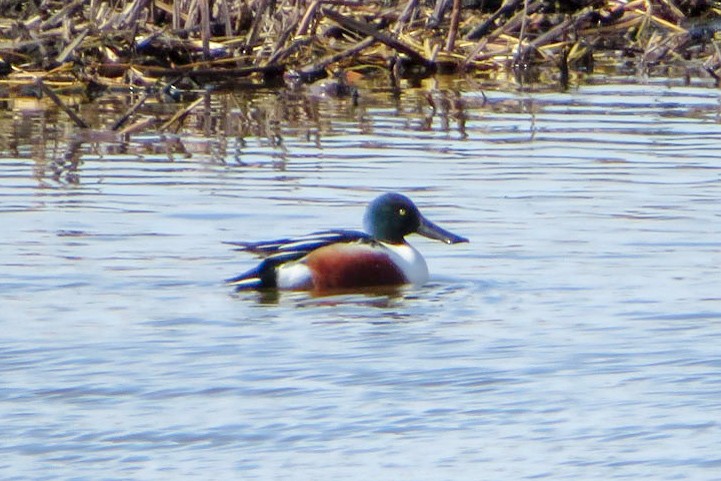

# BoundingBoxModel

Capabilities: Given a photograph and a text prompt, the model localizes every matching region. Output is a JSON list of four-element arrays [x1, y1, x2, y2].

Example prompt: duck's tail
[[226, 252, 308, 291], [226, 263, 273, 291]]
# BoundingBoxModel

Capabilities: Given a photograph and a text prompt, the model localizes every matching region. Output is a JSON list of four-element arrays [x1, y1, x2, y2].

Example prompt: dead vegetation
[[1, 0, 720, 94]]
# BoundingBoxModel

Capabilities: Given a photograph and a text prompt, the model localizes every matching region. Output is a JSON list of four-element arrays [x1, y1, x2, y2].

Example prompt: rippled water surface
[[2, 77, 721, 480]]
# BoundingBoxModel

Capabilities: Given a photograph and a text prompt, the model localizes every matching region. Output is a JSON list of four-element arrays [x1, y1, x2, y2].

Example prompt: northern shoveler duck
[[226, 193, 468, 292]]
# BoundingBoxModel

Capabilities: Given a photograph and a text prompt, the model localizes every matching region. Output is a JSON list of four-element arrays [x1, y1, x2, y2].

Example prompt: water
[[2, 77, 721, 480]]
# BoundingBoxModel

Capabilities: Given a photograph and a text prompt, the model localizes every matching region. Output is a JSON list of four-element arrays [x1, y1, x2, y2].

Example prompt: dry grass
[[1, 0, 720, 93]]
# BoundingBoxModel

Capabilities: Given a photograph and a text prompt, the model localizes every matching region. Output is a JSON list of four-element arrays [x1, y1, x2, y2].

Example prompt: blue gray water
[[2, 78, 721, 480]]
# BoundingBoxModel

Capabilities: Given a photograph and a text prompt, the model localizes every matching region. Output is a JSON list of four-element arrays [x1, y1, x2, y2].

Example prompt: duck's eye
[[398, 208, 407, 216]]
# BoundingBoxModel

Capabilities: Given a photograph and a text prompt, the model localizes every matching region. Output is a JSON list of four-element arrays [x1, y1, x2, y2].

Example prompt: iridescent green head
[[363, 193, 468, 245]]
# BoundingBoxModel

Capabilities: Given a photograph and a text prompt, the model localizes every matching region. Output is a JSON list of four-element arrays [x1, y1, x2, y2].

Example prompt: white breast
[[383, 242, 429, 285]]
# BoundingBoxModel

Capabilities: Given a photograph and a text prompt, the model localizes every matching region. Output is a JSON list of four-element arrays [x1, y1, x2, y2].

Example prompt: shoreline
[[0, 1, 716, 94]]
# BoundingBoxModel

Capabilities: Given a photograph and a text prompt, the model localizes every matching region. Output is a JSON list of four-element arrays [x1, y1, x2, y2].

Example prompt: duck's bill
[[417, 216, 469, 244]]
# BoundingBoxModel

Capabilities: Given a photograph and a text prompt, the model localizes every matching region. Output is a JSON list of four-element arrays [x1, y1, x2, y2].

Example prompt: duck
[[226, 192, 468, 292]]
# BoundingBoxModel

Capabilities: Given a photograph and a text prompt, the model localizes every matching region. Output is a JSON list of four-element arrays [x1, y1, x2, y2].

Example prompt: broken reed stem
[[297, 0, 321, 37], [301, 36, 376, 76], [466, 0, 523, 41], [445, 0, 461, 52], [200, 0, 211, 60], [119, 116, 157, 135], [55, 28, 88, 63], [158, 96, 205, 132], [246, 0, 272, 49], [35, 78, 89, 129], [517, 0, 529, 60], [219, 0, 233, 37], [41, 0, 85, 31], [464, 0, 543, 66], [172, 0, 181, 30], [396, 0, 419, 33], [321, 7, 430, 66], [267, 10, 302, 66], [184, 0, 199, 30], [110, 92, 150, 131]]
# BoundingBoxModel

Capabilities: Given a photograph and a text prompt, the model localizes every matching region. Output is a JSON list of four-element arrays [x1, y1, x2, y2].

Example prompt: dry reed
[[0, 0, 719, 94]]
